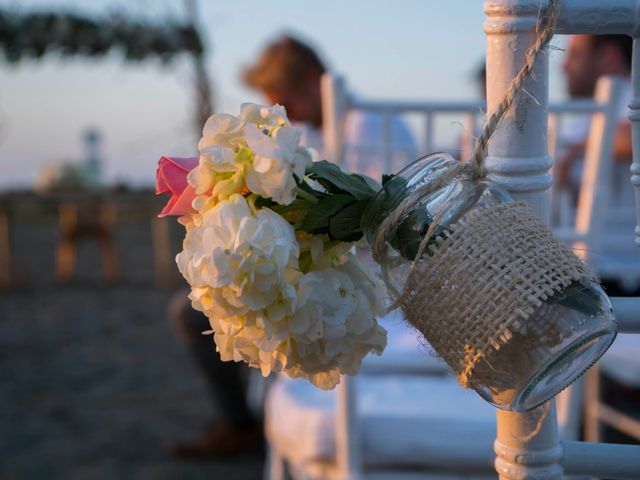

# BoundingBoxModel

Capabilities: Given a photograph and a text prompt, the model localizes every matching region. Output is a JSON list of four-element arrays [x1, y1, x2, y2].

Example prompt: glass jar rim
[[360, 152, 461, 246]]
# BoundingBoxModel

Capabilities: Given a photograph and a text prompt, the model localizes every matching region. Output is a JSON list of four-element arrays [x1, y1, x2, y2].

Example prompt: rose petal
[[156, 156, 199, 216]]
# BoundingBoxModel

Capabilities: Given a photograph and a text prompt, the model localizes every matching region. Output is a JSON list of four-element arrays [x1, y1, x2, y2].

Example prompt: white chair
[[265, 312, 587, 480], [551, 78, 640, 444], [321, 73, 484, 175], [265, 73, 639, 480], [550, 75, 640, 291], [324, 73, 640, 288], [266, 314, 497, 480], [583, 333, 640, 443]]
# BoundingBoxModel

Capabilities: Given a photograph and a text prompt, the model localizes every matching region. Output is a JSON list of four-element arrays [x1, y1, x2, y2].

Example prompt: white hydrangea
[[189, 113, 249, 211], [239, 103, 289, 129], [199, 112, 245, 150], [172, 102, 389, 391], [245, 123, 312, 205], [177, 194, 299, 318], [189, 233, 388, 390], [209, 310, 293, 377], [283, 254, 388, 389], [188, 103, 313, 209]]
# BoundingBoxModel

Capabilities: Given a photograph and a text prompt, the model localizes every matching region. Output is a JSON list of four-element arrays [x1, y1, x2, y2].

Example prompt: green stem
[[299, 251, 313, 273], [246, 193, 259, 215], [272, 202, 312, 215], [296, 187, 319, 204]]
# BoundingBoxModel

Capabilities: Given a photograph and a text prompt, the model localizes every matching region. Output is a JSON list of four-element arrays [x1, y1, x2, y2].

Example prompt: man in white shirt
[[557, 34, 633, 206], [243, 35, 417, 179]]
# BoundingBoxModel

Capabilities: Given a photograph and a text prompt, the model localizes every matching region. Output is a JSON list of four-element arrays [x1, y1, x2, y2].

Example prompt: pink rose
[[156, 156, 199, 217]]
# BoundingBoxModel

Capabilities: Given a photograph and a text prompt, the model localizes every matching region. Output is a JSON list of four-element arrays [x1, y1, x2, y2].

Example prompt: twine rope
[[470, 0, 559, 175], [372, 0, 559, 264], [378, 1, 574, 422]]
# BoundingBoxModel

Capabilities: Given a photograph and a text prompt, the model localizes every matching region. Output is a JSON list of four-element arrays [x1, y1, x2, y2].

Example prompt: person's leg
[[170, 292, 257, 426], [168, 292, 262, 456]]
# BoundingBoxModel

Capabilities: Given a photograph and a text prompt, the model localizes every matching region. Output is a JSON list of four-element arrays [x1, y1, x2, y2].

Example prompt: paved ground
[[0, 286, 265, 480], [0, 202, 265, 480]]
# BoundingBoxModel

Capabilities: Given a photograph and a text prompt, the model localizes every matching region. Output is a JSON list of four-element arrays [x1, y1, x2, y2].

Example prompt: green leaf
[[329, 200, 370, 242], [382, 173, 396, 186], [361, 174, 381, 192], [307, 161, 377, 201], [297, 180, 323, 200], [253, 196, 276, 209], [271, 198, 313, 216], [300, 194, 355, 234]]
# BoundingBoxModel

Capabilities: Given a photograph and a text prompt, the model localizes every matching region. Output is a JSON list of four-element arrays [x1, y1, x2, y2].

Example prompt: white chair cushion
[[265, 314, 496, 469], [361, 312, 450, 374], [265, 375, 496, 469], [599, 333, 640, 387]]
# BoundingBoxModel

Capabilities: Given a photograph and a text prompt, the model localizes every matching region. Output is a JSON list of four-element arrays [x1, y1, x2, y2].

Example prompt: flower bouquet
[[156, 103, 387, 390], [158, 102, 615, 411]]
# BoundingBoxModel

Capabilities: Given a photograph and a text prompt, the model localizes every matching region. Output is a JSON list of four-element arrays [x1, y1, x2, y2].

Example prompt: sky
[[0, 0, 567, 190]]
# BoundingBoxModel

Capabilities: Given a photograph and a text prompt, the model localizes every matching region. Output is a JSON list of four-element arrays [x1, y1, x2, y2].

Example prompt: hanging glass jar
[[361, 152, 617, 412]]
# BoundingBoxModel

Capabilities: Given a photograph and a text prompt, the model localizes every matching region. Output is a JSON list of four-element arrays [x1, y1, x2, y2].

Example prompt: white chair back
[[321, 73, 484, 173], [324, 73, 639, 288], [266, 66, 640, 480]]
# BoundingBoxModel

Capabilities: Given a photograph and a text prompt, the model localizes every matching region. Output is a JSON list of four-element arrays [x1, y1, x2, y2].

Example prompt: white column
[[484, 0, 553, 218], [495, 406, 564, 479], [321, 74, 348, 166], [484, 1, 561, 478], [630, 38, 640, 247], [335, 375, 362, 480]]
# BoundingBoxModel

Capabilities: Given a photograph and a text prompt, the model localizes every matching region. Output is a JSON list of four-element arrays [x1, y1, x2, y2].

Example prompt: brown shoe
[[169, 423, 263, 459]]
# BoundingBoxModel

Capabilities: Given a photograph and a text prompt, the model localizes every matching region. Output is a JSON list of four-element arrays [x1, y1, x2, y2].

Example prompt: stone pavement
[[0, 286, 265, 480]]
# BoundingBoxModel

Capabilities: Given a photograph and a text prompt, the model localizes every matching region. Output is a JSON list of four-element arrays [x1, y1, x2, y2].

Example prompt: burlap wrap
[[397, 201, 594, 387]]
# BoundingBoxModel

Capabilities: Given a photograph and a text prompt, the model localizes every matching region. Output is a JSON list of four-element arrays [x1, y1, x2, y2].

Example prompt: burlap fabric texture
[[397, 200, 595, 387]]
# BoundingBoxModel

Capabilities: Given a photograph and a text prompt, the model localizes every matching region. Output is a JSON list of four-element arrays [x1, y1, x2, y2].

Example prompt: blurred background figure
[[557, 34, 633, 204], [34, 128, 103, 193], [83, 128, 104, 189], [243, 34, 418, 179], [557, 35, 640, 449], [168, 33, 418, 459]]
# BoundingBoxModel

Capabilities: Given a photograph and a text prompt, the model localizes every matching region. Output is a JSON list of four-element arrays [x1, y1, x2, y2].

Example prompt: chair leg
[[151, 216, 173, 288], [99, 234, 119, 282], [0, 209, 10, 288], [56, 238, 76, 283], [584, 365, 602, 442], [57, 202, 78, 283], [265, 445, 289, 480], [99, 203, 119, 282]]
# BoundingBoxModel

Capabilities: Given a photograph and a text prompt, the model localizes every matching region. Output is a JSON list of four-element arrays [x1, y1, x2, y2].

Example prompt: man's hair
[[243, 35, 326, 92], [592, 35, 633, 70]]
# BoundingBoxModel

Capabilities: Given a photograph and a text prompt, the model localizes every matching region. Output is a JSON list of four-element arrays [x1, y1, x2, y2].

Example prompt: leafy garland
[[0, 9, 203, 63]]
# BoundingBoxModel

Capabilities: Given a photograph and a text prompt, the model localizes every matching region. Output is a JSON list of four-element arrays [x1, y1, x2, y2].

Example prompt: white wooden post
[[486, 0, 640, 478], [574, 77, 623, 260], [484, 2, 562, 477], [631, 38, 640, 246], [484, 0, 553, 216], [336, 374, 362, 480], [321, 73, 348, 166]]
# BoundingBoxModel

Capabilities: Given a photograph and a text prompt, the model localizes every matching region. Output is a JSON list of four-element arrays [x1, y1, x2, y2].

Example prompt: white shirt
[[557, 78, 634, 211], [296, 111, 418, 181]]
